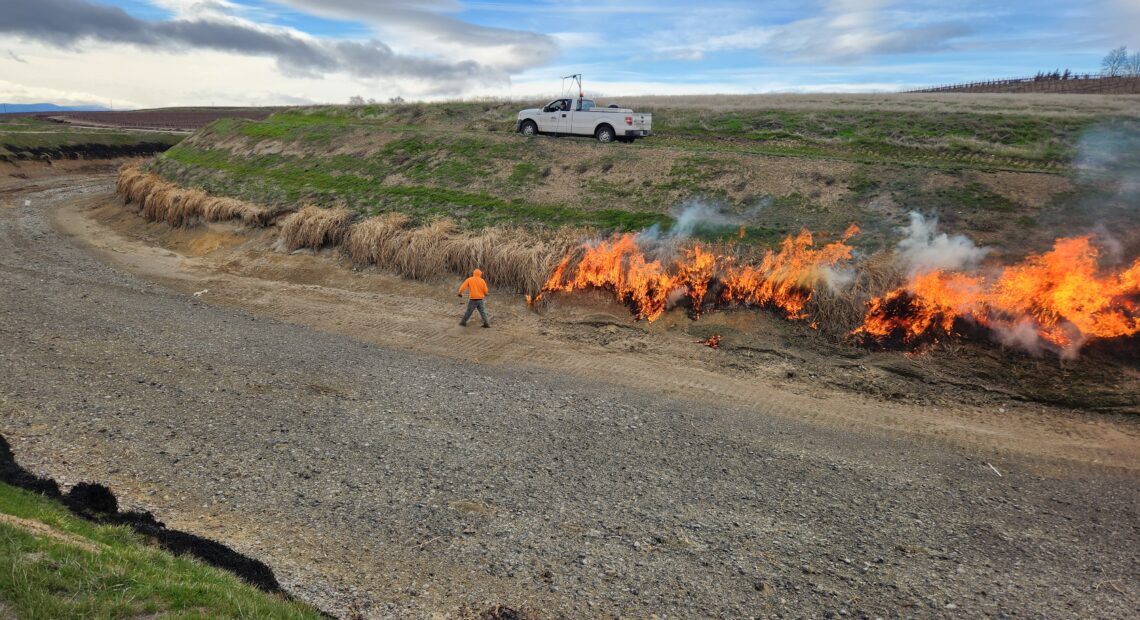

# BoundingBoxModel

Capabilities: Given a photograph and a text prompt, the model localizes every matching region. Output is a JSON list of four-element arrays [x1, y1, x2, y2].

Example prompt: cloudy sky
[[2, 0, 1137, 108]]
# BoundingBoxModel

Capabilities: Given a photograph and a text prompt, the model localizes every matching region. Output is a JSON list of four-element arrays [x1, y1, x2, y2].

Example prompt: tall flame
[[855, 235, 1140, 353], [536, 226, 859, 323]]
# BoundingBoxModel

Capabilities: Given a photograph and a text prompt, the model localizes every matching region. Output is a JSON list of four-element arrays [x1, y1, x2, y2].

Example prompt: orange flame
[[702, 334, 723, 349], [855, 235, 1140, 353], [537, 226, 859, 322], [721, 225, 859, 320]]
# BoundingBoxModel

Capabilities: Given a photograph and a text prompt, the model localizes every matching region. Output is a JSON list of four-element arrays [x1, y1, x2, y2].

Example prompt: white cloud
[[549, 32, 605, 49], [0, 75, 136, 108], [2, 0, 509, 92], [639, 0, 971, 63], [263, 0, 559, 72], [0, 36, 493, 108]]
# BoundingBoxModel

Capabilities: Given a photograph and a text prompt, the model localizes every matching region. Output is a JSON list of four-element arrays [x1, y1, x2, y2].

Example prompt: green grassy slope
[[0, 483, 322, 620], [146, 98, 1137, 253]]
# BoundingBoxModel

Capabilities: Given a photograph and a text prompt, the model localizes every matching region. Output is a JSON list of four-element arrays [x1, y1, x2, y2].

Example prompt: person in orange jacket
[[458, 268, 490, 328]]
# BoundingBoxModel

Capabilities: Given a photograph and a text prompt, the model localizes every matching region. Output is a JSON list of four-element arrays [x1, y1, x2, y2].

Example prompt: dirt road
[[2, 164, 1139, 618]]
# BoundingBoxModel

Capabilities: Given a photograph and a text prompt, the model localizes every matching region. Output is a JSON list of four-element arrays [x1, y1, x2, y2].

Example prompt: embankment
[[141, 98, 1140, 259]]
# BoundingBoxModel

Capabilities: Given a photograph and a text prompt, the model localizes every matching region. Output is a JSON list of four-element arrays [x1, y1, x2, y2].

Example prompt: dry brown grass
[[118, 163, 572, 294], [342, 214, 577, 294], [116, 163, 151, 204], [343, 212, 411, 266], [202, 195, 272, 226], [392, 218, 457, 280], [483, 229, 580, 295], [115, 163, 273, 227], [808, 250, 904, 334], [279, 205, 354, 251]]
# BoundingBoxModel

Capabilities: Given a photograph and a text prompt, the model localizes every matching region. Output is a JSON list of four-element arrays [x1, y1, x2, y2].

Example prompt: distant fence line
[[904, 74, 1140, 94]]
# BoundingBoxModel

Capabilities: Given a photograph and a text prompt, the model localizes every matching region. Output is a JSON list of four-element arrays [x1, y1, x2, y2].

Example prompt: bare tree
[[347, 95, 366, 105], [1102, 46, 1128, 76], [1128, 52, 1140, 76]]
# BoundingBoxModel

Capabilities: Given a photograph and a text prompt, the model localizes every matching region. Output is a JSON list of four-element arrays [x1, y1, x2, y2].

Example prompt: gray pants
[[460, 299, 489, 326]]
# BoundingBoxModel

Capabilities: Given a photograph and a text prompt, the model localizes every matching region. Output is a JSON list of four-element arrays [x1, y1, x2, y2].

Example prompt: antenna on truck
[[561, 73, 583, 99]]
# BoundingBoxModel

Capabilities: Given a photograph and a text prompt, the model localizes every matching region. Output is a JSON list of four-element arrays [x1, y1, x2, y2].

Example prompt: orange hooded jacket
[[458, 269, 488, 300]]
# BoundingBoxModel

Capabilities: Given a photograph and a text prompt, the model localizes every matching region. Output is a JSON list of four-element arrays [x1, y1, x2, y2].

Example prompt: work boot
[[481, 324, 491, 328], [459, 322, 466, 327]]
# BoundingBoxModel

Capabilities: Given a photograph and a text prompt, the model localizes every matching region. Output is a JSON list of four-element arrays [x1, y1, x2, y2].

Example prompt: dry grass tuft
[[482, 228, 580, 295], [279, 205, 354, 251], [343, 212, 411, 266], [116, 163, 152, 204], [115, 163, 274, 228], [342, 215, 576, 295], [808, 250, 904, 334], [202, 195, 272, 227], [393, 218, 457, 280]]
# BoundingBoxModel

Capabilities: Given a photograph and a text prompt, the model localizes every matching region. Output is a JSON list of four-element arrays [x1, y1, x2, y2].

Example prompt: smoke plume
[[896, 211, 989, 275]]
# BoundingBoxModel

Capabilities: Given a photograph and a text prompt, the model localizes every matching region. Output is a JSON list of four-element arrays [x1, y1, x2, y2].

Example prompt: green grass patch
[[654, 108, 1095, 163], [915, 182, 1023, 213], [155, 145, 671, 231], [0, 482, 322, 619]]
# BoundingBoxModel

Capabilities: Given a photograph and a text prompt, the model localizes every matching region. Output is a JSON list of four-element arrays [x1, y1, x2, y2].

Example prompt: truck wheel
[[520, 121, 538, 137], [596, 125, 615, 143]]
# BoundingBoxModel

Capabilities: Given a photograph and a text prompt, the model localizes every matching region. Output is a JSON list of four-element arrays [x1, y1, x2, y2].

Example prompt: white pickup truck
[[516, 98, 652, 143]]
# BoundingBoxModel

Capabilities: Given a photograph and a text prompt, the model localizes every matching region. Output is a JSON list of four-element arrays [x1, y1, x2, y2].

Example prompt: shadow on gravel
[[0, 433, 309, 602]]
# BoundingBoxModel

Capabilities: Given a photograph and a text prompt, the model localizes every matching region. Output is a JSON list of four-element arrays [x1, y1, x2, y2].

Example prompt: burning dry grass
[[809, 251, 904, 334], [854, 235, 1140, 356], [279, 205, 354, 251], [116, 163, 272, 227], [534, 227, 867, 327], [117, 162, 1140, 355]]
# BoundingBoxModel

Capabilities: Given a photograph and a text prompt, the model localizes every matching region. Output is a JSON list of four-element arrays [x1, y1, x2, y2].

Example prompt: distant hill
[[0, 103, 112, 114]]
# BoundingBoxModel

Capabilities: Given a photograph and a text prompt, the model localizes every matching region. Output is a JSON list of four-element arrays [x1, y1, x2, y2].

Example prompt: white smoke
[[637, 200, 754, 264], [896, 211, 989, 275], [1073, 121, 1140, 258], [820, 265, 855, 292], [671, 201, 732, 237], [993, 320, 1045, 358], [638, 200, 746, 244]]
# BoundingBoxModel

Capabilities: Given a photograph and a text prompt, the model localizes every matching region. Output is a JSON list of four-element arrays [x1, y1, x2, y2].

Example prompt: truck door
[[542, 99, 571, 133], [570, 99, 596, 135]]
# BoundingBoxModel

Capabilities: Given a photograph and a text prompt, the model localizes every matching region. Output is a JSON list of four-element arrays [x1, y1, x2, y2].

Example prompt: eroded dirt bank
[[2, 167, 1139, 618]]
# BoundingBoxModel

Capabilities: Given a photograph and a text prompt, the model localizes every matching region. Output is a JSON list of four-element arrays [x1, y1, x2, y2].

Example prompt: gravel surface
[[1, 169, 1139, 618]]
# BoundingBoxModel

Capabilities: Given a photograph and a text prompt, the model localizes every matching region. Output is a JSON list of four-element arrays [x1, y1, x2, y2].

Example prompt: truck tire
[[520, 120, 538, 137], [595, 125, 615, 143]]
